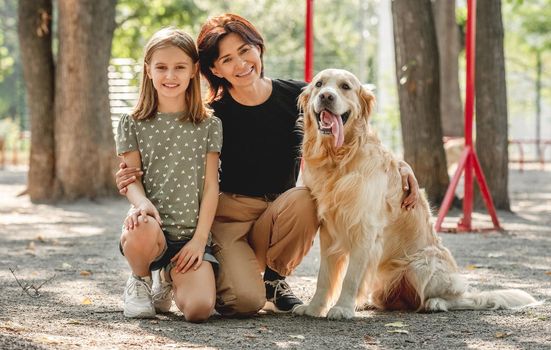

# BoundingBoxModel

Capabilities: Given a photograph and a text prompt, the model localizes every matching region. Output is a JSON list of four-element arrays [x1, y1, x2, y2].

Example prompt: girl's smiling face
[[146, 46, 196, 108]]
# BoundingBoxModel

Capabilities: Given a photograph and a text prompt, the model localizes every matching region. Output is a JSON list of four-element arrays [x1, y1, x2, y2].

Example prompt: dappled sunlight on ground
[[1, 167, 550, 349]]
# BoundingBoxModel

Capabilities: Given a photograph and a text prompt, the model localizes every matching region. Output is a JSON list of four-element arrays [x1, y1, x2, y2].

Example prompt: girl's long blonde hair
[[132, 27, 211, 123]]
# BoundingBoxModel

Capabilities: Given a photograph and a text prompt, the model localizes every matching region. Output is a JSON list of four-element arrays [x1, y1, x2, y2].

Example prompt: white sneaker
[[152, 281, 172, 313], [151, 269, 172, 313], [123, 275, 156, 318]]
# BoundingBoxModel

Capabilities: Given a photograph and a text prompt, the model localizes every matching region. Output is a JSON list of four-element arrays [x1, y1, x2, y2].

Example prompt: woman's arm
[[398, 160, 419, 210], [115, 162, 141, 195], [171, 152, 220, 274]]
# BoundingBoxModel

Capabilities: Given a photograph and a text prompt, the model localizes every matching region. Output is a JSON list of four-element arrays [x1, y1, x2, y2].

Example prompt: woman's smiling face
[[210, 32, 263, 89]]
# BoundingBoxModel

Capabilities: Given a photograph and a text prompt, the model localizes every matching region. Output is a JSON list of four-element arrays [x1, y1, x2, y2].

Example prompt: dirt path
[[1, 166, 550, 349]]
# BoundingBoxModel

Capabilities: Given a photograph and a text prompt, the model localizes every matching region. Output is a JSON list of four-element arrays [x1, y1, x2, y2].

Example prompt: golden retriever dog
[[293, 69, 537, 320]]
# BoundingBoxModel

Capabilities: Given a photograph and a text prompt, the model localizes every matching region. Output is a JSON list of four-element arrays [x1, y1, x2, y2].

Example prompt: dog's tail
[[425, 289, 539, 311]]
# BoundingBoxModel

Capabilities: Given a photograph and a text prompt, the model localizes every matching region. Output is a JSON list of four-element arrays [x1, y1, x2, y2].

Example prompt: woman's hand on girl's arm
[[171, 237, 207, 274], [115, 162, 142, 195], [398, 160, 419, 210]]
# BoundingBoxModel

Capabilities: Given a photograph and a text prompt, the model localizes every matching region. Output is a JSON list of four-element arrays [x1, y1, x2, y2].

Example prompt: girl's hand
[[398, 161, 419, 210], [116, 162, 142, 195], [171, 238, 207, 274], [124, 199, 162, 230]]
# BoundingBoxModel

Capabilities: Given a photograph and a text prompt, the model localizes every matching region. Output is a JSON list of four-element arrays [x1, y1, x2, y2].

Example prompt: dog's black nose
[[319, 91, 335, 102]]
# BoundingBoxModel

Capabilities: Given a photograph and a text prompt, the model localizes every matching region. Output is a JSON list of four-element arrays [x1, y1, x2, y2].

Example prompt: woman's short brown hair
[[197, 13, 265, 103]]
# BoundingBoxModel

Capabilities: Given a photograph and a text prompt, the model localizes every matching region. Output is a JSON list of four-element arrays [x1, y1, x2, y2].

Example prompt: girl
[[116, 28, 222, 323]]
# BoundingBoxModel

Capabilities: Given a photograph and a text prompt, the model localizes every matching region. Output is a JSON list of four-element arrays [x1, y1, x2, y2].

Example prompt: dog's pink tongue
[[334, 113, 344, 148], [321, 110, 344, 148]]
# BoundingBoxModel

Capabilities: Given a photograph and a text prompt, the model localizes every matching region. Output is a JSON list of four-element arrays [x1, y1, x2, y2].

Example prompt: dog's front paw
[[425, 297, 449, 312], [327, 306, 355, 320], [293, 303, 326, 318]]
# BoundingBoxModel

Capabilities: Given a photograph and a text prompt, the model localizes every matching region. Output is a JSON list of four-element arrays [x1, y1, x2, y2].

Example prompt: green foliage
[[0, 0, 25, 124], [113, 0, 206, 60], [503, 0, 551, 115], [0, 118, 23, 150], [111, 0, 379, 82]]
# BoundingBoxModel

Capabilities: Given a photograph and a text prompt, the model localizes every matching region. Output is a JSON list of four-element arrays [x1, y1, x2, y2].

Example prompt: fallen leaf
[[387, 329, 409, 334], [67, 320, 83, 325], [495, 331, 512, 338], [364, 335, 378, 344], [36, 336, 60, 345], [35, 235, 46, 242], [545, 271, 551, 276], [465, 264, 478, 270], [81, 297, 92, 305], [289, 334, 305, 340], [80, 270, 92, 276], [384, 321, 408, 328], [0, 321, 27, 332]]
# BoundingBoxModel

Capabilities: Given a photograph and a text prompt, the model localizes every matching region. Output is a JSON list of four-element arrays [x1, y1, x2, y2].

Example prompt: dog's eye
[[341, 83, 351, 90], [315, 81, 323, 88]]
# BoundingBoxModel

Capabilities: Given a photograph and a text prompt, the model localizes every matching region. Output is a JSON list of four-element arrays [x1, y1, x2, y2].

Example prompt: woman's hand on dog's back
[[399, 161, 419, 210]]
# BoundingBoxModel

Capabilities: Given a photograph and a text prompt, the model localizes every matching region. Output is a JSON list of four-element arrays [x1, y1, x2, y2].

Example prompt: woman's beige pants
[[212, 187, 319, 316]]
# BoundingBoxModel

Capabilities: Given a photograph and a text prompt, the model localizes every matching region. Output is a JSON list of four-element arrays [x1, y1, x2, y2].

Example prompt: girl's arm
[[120, 150, 162, 227], [193, 152, 220, 243], [172, 152, 220, 273]]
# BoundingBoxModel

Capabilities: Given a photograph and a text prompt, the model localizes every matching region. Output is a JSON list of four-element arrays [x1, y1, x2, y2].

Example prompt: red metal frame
[[509, 139, 551, 171], [305, 0, 314, 82], [435, 0, 501, 233]]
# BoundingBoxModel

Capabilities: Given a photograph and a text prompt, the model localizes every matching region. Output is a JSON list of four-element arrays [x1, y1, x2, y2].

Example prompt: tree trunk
[[475, 0, 510, 210], [391, 0, 449, 205], [432, 0, 464, 137], [17, 0, 56, 202], [54, 0, 117, 200]]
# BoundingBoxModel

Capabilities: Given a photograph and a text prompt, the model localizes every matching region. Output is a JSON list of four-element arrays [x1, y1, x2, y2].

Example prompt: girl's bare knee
[[184, 303, 213, 323], [175, 297, 214, 323], [121, 219, 163, 256]]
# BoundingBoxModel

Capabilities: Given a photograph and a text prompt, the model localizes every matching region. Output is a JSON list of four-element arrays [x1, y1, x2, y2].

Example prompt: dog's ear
[[359, 84, 376, 119], [298, 85, 315, 130]]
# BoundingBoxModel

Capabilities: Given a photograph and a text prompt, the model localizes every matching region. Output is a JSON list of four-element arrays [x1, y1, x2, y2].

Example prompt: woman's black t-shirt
[[210, 79, 306, 197]]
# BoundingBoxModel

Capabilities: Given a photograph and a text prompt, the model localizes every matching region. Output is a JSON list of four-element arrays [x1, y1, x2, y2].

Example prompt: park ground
[[0, 165, 550, 350]]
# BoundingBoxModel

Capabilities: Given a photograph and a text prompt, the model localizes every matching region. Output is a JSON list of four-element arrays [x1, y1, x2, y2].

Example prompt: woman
[[116, 13, 419, 317]]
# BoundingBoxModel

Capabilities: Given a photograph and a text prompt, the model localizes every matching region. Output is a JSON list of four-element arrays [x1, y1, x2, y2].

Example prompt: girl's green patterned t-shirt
[[116, 112, 222, 241]]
